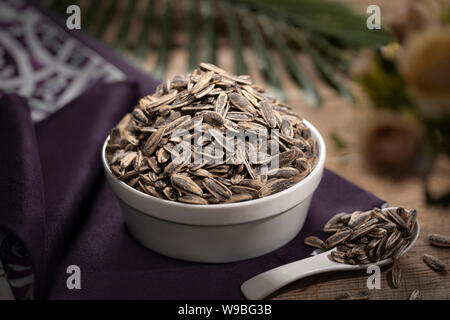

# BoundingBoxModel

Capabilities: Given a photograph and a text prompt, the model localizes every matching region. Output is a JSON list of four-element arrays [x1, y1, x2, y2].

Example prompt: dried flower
[[380, 43, 401, 61], [360, 115, 431, 179], [352, 52, 411, 111], [400, 26, 450, 119]]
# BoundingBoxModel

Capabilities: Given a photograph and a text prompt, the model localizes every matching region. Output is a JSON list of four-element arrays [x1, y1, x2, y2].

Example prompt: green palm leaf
[[185, 0, 199, 72], [222, 1, 249, 75], [134, 0, 156, 61], [201, 0, 218, 65], [42, 0, 393, 107], [239, 8, 285, 101], [259, 14, 321, 107], [153, 0, 173, 78]]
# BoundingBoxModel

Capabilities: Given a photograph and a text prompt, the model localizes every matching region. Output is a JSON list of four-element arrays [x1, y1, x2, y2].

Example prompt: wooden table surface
[[119, 0, 449, 300]]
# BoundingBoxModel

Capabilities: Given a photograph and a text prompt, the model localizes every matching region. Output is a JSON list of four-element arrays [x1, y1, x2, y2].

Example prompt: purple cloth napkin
[[0, 0, 385, 300]]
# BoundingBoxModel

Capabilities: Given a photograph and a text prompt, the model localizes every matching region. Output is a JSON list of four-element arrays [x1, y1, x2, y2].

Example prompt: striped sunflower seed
[[143, 127, 165, 156], [423, 254, 446, 272], [229, 92, 258, 116], [171, 174, 203, 197], [335, 290, 370, 300], [391, 263, 402, 288], [304, 236, 326, 249], [428, 234, 450, 248], [179, 194, 208, 205], [409, 289, 422, 300], [326, 229, 352, 247], [203, 177, 232, 201]]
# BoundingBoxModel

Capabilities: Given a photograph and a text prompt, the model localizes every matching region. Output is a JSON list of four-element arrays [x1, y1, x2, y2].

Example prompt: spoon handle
[[241, 251, 350, 300]]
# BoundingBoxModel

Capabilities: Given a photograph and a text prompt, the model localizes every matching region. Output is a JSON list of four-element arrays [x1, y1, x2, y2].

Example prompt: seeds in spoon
[[348, 210, 372, 229], [305, 207, 417, 265], [325, 229, 352, 248], [386, 207, 408, 229], [323, 212, 347, 233]]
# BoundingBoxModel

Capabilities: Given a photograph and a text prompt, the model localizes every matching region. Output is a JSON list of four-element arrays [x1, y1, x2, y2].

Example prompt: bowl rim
[[102, 119, 326, 212]]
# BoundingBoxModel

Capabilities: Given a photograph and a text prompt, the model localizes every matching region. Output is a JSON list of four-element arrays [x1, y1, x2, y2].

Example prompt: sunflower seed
[[386, 207, 408, 229], [278, 149, 299, 167], [120, 152, 137, 169], [191, 71, 214, 94], [391, 263, 402, 288], [178, 194, 208, 205], [132, 108, 148, 123], [226, 112, 255, 122], [215, 93, 228, 116], [143, 127, 165, 156], [203, 177, 232, 201], [384, 230, 402, 252], [326, 229, 352, 247], [392, 240, 409, 260], [348, 210, 372, 229], [335, 290, 370, 300], [202, 111, 225, 127], [423, 254, 446, 272], [406, 209, 417, 234], [163, 153, 190, 176], [304, 236, 326, 249], [267, 167, 300, 179], [224, 193, 253, 203], [409, 289, 422, 300], [229, 92, 258, 115], [259, 100, 278, 129], [258, 179, 292, 198], [428, 234, 450, 248], [164, 115, 192, 136], [323, 212, 348, 233], [171, 174, 203, 196]]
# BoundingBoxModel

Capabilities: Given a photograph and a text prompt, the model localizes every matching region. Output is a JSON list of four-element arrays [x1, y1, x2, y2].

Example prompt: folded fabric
[[0, 81, 385, 299]]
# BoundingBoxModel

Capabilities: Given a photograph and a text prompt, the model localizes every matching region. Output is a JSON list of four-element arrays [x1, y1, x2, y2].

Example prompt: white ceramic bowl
[[102, 120, 326, 263]]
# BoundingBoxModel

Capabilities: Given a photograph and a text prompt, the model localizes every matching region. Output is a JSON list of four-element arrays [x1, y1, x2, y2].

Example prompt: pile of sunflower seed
[[332, 231, 448, 300], [421, 233, 449, 272], [106, 63, 318, 204], [304, 207, 417, 265]]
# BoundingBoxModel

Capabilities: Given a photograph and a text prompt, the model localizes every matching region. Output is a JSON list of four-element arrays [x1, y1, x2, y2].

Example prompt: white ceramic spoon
[[241, 210, 420, 300]]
